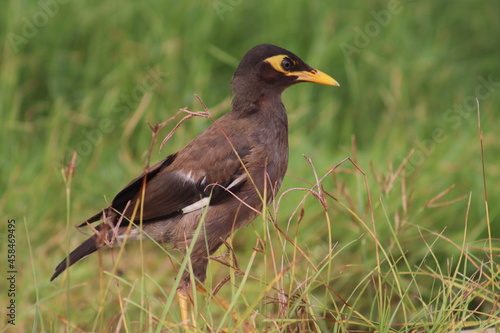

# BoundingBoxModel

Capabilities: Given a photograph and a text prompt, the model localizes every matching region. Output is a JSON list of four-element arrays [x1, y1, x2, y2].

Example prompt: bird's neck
[[231, 87, 287, 120]]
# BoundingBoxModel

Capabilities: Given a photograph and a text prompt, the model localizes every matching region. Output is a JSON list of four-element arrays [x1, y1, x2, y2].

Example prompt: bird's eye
[[281, 58, 292, 71]]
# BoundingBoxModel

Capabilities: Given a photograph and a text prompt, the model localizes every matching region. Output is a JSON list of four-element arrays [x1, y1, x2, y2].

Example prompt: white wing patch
[[178, 170, 196, 184], [227, 173, 247, 190], [182, 197, 210, 214], [181, 173, 247, 214]]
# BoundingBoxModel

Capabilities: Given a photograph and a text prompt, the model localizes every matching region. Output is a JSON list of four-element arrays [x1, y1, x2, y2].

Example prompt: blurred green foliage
[[1, 0, 499, 331]]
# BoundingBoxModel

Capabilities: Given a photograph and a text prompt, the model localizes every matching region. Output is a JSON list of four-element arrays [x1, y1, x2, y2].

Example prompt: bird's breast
[[242, 117, 289, 196]]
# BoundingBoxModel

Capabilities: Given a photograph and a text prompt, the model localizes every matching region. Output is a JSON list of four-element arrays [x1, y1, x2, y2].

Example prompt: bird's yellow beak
[[291, 69, 340, 86]]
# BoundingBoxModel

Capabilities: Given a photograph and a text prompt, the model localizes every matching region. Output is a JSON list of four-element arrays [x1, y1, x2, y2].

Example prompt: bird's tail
[[50, 235, 99, 281]]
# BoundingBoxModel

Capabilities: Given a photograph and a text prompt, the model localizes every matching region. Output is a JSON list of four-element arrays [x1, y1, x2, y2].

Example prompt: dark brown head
[[231, 44, 339, 100]]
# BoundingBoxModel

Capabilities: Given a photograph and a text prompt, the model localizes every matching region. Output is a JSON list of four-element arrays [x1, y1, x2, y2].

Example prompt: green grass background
[[1, 0, 499, 332]]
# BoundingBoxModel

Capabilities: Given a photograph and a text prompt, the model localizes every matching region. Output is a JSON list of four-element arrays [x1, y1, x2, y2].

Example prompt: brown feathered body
[[51, 44, 337, 286]]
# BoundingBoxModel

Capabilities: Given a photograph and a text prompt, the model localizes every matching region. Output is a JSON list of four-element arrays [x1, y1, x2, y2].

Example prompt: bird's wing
[[83, 140, 251, 225]]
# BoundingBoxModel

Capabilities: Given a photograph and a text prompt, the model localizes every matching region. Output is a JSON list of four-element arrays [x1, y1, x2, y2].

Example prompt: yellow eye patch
[[264, 55, 297, 74], [264, 54, 339, 86]]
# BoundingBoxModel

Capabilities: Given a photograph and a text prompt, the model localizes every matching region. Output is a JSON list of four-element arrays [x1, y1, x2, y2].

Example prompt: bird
[[51, 44, 338, 295]]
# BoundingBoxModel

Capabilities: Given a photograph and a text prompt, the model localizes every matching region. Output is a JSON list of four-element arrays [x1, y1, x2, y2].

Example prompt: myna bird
[[51, 44, 338, 300]]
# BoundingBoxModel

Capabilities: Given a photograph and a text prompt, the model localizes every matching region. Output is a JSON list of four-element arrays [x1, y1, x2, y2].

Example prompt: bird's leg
[[175, 256, 207, 330], [176, 283, 190, 330], [188, 257, 242, 327], [177, 252, 249, 330], [178, 256, 235, 324], [176, 279, 235, 331]]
